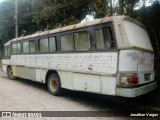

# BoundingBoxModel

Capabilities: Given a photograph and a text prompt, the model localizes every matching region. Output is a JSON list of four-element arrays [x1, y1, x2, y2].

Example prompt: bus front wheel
[[7, 67, 16, 80], [47, 73, 62, 96]]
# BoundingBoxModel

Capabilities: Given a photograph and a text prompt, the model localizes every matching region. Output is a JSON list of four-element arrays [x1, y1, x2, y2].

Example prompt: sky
[[0, 0, 3, 3]]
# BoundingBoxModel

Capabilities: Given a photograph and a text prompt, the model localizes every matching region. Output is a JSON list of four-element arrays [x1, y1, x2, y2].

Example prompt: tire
[[7, 67, 16, 80], [47, 73, 62, 96]]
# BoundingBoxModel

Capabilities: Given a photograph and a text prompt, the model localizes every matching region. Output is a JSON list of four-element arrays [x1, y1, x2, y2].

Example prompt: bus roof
[[4, 15, 144, 47]]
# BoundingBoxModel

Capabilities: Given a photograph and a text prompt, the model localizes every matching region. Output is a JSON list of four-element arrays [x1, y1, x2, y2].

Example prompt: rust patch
[[139, 58, 145, 65], [139, 57, 153, 68]]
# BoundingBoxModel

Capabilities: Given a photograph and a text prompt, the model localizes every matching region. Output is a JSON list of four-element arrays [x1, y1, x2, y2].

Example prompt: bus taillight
[[119, 73, 139, 85], [128, 77, 139, 84]]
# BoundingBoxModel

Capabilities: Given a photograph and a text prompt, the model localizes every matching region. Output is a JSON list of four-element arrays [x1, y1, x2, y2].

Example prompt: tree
[[136, 1, 160, 57], [0, 0, 15, 43], [29, 0, 92, 30]]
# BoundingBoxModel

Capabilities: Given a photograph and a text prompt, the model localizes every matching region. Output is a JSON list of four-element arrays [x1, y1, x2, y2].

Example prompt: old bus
[[2, 16, 157, 97]]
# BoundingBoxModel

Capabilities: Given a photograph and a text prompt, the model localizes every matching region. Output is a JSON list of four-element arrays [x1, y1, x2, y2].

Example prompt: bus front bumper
[[115, 81, 157, 98]]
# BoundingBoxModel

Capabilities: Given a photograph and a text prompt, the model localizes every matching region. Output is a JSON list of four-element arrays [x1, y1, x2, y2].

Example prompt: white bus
[[2, 16, 157, 97]]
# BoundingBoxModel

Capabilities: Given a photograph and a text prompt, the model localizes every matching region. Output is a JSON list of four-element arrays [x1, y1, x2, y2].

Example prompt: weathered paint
[[138, 52, 154, 72], [73, 73, 101, 93], [58, 71, 73, 90], [36, 69, 48, 83], [16, 66, 36, 81], [118, 50, 154, 86], [119, 50, 154, 72], [10, 52, 118, 76], [2, 59, 10, 73], [116, 81, 157, 97], [4, 52, 118, 95], [58, 71, 117, 95], [101, 76, 116, 95], [123, 21, 153, 51], [2, 65, 7, 73], [119, 50, 138, 72]]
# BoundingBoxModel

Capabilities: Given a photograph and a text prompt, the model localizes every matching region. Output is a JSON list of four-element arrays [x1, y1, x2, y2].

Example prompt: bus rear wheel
[[47, 73, 62, 96], [7, 67, 16, 80]]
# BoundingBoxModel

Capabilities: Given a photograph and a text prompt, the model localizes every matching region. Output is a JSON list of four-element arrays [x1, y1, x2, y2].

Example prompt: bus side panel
[[36, 69, 47, 83], [58, 71, 73, 90], [2, 59, 10, 73], [119, 50, 138, 72], [15, 66, 36, 81], [2, 64, 7, 74], [49, 52, 118, 75], [90, 53, 118, 74], [101, 76, 116, 95], [58, 52, 118, 94], [73, 73, 101, 93], [72, 73, 116, 95], [8, 52, 118, 95]]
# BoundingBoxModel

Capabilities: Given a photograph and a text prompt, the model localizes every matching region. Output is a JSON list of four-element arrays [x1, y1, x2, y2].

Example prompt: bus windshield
[[124, 20, 153, 51]]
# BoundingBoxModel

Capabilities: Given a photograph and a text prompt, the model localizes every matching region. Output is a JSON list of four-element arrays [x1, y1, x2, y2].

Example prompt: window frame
[[48, 36, 57, 52], [3, 46, 11, 58], [11, 42, 21, 55], [60, 33, 74, 52], [22, 41, 29, 54], [93, 23, 117, 51], [4, 47, 8, 57], [29, 40, 36, 54], [60, 29, 91, 52], [74, 30, 90, 51], [22, 40, 36, 54], [38, 36, 57, 54], [39, 37, 49, 53]]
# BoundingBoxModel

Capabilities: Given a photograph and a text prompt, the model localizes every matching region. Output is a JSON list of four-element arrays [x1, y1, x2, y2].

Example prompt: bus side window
[[95, 27, 113, 50], [4, 47, 11, 58], [8, 47, 11, 56], [39, 38, 49, 53], [30, 40, 36, 53], [74, 31, 90, 51], [49, 37, 56, 52], [12, 43, 21, 55], [4, 47, 8, 57], [12, 43, 17, 54], [61, 33, 74, 51], [17, 43, 21, 54], [23, 41, 29, 53]]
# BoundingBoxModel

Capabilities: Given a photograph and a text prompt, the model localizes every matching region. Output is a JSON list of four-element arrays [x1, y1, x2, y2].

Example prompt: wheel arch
[[7, 65, 11, 71], [45, 70, 60, 85]]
